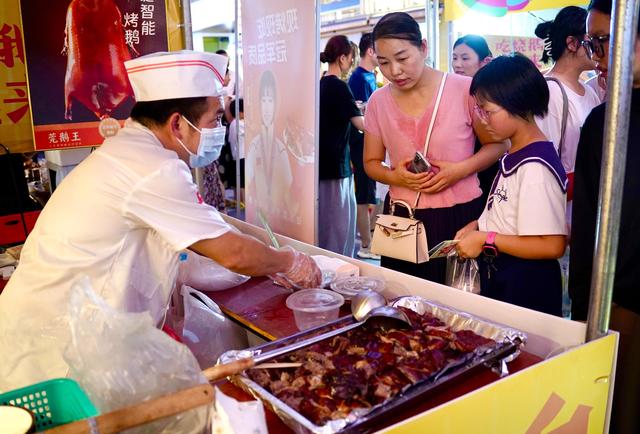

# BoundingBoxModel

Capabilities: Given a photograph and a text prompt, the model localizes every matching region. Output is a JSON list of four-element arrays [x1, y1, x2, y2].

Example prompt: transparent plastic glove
[[269, 246, 322, 290]]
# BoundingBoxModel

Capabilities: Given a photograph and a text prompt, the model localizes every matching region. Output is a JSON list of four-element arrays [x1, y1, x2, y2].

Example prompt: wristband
[[482, 231, 498, 257]]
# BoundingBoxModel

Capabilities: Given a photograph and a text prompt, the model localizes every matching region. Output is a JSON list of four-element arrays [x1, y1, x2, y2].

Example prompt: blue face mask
[[176, 115, 226, 168]]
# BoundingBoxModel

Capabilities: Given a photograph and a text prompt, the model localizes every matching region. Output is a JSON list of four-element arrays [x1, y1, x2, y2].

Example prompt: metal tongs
[[248, 290, 412, 365], [203, 292, 412, 379]]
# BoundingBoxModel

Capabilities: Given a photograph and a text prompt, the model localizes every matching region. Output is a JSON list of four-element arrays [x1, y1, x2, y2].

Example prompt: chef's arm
[[190, 231, 293, 276]]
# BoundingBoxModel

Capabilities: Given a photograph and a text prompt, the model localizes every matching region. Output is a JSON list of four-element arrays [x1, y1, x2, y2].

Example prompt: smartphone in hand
[[411, 151, 432, 173]]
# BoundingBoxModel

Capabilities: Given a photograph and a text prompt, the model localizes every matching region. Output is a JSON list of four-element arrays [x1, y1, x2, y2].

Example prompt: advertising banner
[[445, 0, 588, 21], [242, 0, 318, 244], [0, 0, 33, 153], [19, 0, 170, 150], [486, 35, 546, 70]]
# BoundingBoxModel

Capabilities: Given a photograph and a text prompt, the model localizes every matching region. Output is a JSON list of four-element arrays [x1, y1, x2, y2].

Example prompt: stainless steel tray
[[220, 296, 527, 434]]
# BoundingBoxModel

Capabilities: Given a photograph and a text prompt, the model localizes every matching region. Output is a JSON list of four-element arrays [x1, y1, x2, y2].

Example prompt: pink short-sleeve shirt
[[365, 73, 482, 209]]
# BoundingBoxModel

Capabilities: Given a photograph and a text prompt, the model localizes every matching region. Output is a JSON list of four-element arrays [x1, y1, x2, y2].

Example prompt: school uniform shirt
[[478, 141, 567, 236], [0, 119, 232, 391]]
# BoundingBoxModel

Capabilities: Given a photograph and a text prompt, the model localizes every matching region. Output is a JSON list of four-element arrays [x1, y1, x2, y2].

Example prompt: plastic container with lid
[[329, 276, 386, 300], [286, 289, 345, 331]]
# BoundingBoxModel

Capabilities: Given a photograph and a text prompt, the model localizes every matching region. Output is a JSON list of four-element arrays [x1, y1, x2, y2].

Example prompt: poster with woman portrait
[[242, 0, 318, 244]]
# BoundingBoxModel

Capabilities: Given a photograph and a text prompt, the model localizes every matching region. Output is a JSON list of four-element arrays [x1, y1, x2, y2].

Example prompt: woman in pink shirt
[[364, 12, 507, 283]]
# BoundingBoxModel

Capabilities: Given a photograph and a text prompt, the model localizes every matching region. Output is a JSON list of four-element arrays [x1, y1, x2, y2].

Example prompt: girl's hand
[[419, 160, 467, 193], [454, 220, 479, 241], [393, 157, 434, 191], [456, 230, 486, 259]]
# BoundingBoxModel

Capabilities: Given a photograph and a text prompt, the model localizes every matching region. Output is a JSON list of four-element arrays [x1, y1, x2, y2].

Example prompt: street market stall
[[204, 216, 617, 434]]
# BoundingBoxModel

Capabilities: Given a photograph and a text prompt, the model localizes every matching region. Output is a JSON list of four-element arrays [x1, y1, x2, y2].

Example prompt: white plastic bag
[[182, 285, 249, 369], [177, 251, 250, 291], [445, 251, 481, 294], [63, 276, 210, 434]]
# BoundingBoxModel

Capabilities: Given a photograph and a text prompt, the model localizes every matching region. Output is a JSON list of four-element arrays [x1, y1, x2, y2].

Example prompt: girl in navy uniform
[[455, 54, 567, 316]]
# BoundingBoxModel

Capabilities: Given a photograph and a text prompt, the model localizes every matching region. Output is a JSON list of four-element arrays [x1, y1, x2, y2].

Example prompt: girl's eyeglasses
[[474, 104, 503, 122], [581, 34, 610, 60]]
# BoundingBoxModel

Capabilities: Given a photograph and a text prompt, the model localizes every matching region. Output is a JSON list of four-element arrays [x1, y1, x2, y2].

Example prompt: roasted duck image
[[62, 0, 132, 120], [248, 307, 495, 426]]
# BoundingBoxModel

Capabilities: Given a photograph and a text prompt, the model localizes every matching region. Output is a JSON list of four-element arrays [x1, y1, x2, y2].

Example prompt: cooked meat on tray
[[248, 307, 495, 425]]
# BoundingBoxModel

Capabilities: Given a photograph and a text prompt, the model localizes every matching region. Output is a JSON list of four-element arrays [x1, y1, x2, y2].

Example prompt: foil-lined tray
[[219, 296, 527, 434]]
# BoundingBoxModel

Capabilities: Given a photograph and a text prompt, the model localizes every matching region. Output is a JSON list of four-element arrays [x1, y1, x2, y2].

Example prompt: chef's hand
[[455, 230, 486, 259], [419, 160, 467, 194], [392, 157, 434, 191], [270, 246, 322, 289]]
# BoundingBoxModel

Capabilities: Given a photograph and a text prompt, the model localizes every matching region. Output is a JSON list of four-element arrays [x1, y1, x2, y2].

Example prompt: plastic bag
[[182, 285, 248, 369], [445, 251, 481, 294], [177, 250, 250, 292], [63, 276, 210, 434]]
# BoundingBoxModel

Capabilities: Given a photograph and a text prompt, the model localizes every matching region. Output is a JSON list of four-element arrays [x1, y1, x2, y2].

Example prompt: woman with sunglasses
[[583, 0, 611, 101], [363, 12, 506, 284], [534, 6, 601, 224]]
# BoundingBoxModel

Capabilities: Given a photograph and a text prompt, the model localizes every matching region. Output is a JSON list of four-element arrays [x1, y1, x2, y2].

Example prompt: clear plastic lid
[[329, 276, 386, 299], [286, 289, 345, 313]]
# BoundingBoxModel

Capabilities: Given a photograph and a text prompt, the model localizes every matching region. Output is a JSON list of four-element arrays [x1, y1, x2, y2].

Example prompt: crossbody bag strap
[[412, 72, 448, 209], [545, 77, 569, 160]]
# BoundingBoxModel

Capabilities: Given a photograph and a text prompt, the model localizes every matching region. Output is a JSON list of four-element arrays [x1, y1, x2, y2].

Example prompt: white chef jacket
[[0, 119, 231, 391]]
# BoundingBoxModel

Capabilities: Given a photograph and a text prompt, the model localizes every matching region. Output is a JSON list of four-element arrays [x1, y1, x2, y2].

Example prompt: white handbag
[[370, 73, 447, 264], [371, 199, 429, 263]]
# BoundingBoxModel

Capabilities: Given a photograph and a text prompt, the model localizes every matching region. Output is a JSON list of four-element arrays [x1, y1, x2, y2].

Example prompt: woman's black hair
[[130, 97, 209, 128], [588, 0, 611, 14], [453, 35, 492, 60], [372, 12, 422, 48], [534, 6, 587, 63], [320, 35, 352, 63], [470, 54, 549, 120]]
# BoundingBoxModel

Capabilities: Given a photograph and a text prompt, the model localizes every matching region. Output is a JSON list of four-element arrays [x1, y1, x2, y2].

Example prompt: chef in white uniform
[[0, 51, 321, 391]]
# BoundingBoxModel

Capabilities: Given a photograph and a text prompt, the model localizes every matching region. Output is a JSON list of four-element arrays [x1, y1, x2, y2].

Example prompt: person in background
[[534, 6, 602, 319], [364, 12, 507, 284], [452, 34, 492, 78], [455, 54, 567, 316], [534, 6, 600, 224], [228, 98, 245, 203], [585, 71, 607, 102], [348, 33, 380, 260], [0, 51, 321, 390], [452, 34, 497, 206], [319, 35, 364, 256], [570, 0, 640, 431], [199, 49, 232, 211]]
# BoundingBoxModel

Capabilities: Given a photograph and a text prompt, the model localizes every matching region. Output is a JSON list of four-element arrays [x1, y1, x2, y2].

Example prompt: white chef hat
[[124, 50, 228, 102]]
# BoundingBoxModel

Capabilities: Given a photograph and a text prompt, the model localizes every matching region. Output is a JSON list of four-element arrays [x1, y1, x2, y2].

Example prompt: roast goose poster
[[19, 0, 169, 150]]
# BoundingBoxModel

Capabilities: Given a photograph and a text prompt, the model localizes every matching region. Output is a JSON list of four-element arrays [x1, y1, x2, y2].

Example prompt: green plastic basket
[[0, 378, 98, 430]]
